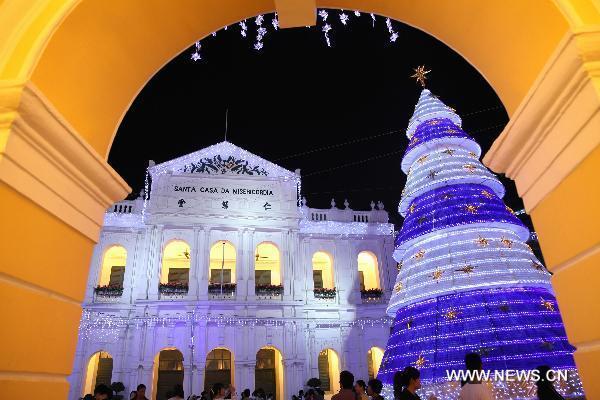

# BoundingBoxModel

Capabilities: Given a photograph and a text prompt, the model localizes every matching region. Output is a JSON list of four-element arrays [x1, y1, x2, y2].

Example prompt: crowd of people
[[83, 353, 565, 400]]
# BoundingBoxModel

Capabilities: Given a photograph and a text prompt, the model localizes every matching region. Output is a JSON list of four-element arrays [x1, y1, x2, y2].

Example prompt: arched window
[[255, 242, 281, 286], [153, 348, 184, 400], [99, 246, 127, 288], [209, 241, 237, 285], [256, 347, 284, 400], [317, 348, 340, 394], [82, 351, 113, 396], [357, 251, 380, 291], [312, 252, 334, 289], [161, 240, 191, 287], [367, 347, 384, 379], [205, 348, 233, 390]]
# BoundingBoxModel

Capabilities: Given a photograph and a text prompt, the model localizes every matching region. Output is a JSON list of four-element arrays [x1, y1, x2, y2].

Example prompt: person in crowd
[[212, 383, 227, 400], [355, 380, 369, 400], [536, 365, 565, 400], [94, 384, 113, 400], [129, 391, 137, 400], [306, 378, 324, 400], [458, 353, 494, 400], [298, 390, 304, 399], [332, 370, 357, 400], [83, 394, 94, 400], [135, 384, 149, 400], [394, 367, 422, 400], [200, 391, 210, 400], [304, 389, 317, 400], [266, 393, 274, 400], [168, 384, 185, 400], [367, 379, 384, 400], [241, 389, 251, 400]]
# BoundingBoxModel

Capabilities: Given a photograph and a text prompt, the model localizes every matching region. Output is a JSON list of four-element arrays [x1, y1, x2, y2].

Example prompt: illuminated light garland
[[379, 87, 581, 399]]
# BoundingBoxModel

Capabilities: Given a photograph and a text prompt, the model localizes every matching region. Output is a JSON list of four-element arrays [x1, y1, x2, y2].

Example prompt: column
[[188, 227, 201, 298], [246, 229, 256, 299], [147, 225, 164, 300], [236, 229, 247, 299], [197, 227, 211, 300]]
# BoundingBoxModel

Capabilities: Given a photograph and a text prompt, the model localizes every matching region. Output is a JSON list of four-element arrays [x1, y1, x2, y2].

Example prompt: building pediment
[[149, 141, 299, 181]]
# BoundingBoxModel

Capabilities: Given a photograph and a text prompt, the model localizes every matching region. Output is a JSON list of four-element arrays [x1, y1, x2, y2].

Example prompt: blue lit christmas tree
[[378, 68, 583, 399]]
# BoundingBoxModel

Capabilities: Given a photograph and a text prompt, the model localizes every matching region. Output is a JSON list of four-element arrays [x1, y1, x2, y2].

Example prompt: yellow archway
[[209, 241, 237, 284], [255, 346, 284, 400], [98, 245, 127, 287], [357, 251, 380, 291], [2, 1, 600, 398], [367, 347, 384, 380], [82, 351, 112, 396], [318, 348, 340, 394], [161, 240, 191, 285], [312, 251, 334, 290], [152, 348, 184, 400], [205, 347, 234, 391], [255, 242, 281, 286]]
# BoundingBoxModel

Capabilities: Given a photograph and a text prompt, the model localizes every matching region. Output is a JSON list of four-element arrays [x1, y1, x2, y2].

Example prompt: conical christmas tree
[[378, 75, 583, 399]]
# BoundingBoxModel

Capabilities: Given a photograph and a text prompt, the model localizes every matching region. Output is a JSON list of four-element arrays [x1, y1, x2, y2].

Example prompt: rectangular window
[[109, 266, 125, 287], [313, 270, 323, 289], [255, 270, 272, 285], [168, 268, 189, 284], [210, 269, 231, 283]]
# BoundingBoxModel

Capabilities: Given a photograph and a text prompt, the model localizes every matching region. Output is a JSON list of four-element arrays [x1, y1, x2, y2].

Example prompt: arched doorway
[[255, 347, 284, 400], [82, 351, 113, 396], [205, 348, 233, 391], [312, 252, 335, 298], [318, 348, 340, 394], [161, 240, 191, 295], [208, 241, 237, 295], [367, 347, 384, 380], [255, 242, 282, 296], [357, 251, 380, 291], [97, 245, 127, 297], [153, 348, 184, 400]]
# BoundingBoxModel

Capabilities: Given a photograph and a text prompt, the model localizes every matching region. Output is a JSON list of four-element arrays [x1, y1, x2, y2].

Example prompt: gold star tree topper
[[414, 354, 428, 368], [411, 66, 431, 87]]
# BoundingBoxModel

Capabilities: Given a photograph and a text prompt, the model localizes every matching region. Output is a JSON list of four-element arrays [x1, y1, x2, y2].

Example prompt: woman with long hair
[[393, 366, 422, 400]]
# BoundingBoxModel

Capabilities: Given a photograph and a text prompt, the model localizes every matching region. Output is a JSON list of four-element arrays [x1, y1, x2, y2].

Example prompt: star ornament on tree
[[456, 265, 475, 274], [463, 164, 477, 173], [427, 170, 438, 179], [431, 269, 444, 281], [541, 340, 555, 351], [396, 261, 403, 271], [411, 65, 431, 87], [417, 154, 429, 164], [532, 260, 545, 271], [540, 297, 555, 312], [442, 148, 456, 156], [414, 354, 428, 368], [481, 190, 494, 199], [394, 282, 404, 292], [476, 236, 489, 247], [501, 237, 513, 248], [414, 249, 426, 259], [444, 309, 459, 320], [408, 204, 416, 214], [465, 204, 479, 214]]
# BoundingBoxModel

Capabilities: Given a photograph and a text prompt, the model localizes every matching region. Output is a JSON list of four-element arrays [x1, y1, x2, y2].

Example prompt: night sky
[[109, 11, 533, 233]]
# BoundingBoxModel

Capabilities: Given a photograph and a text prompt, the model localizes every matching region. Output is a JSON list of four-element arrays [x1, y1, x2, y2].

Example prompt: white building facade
[[70, 142, 396, 400]]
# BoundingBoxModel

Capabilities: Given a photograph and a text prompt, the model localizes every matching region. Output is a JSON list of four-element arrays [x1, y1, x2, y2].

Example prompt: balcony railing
[[314, 287, 336, 299], [159, 282, 188, 298], [208, 282, 236, 299], [360, 288, 384, 303], [255, 284, 283, 299], [94, 285, 123, 302]]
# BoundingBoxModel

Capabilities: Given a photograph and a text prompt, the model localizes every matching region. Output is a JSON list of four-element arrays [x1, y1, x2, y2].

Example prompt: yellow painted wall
[[160, 240, 191, 284], [255, 242, 281, 285], [312, 251, 334, 289], [209, 241, 237, 282], [99, 246, 127, 286], [357, 251, 379, 290]]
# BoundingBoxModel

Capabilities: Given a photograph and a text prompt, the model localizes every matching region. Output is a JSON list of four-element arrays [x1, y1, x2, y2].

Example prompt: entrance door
[[255, 349, 276, 398], [156, 350, 184, 400]]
